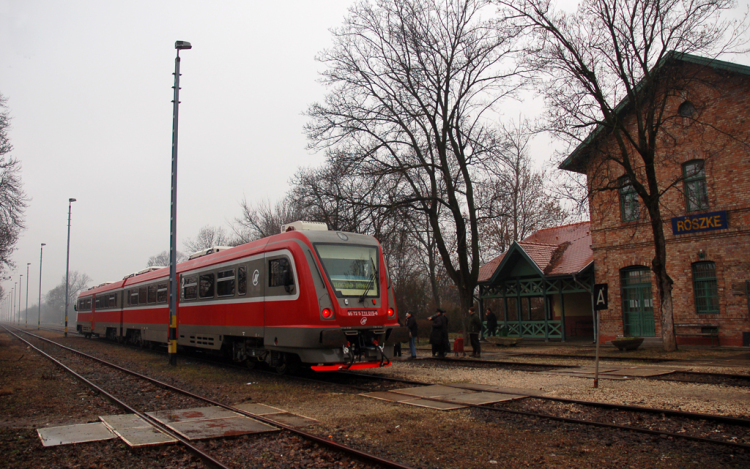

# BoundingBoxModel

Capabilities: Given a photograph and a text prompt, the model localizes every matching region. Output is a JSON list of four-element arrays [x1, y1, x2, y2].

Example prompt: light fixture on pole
[[169, 40, 192, 367], [12, 282, 16, 324], [64, 198, 76, 337], [38, 243, 45, 330], [25, 263, 30, 327]]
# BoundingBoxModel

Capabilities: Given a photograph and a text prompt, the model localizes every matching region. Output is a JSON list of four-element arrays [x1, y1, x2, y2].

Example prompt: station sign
[[671, 210, 727, 235], [594, 283, 608, 310]]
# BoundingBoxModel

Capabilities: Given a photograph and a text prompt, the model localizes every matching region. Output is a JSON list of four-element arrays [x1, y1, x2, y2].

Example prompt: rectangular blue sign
[[671, 210, 728, 235]]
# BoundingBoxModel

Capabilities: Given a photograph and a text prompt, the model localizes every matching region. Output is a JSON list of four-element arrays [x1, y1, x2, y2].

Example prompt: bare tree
[[45, 271, 91, 320], [306, 0, 524, 311], [233, 198, 304, 243], [147, 250, 185, 267], [501, 0, 749, 350], [479, 120, 569, 260], [183, 225, 237, 253], [0, 94, 27, 272]]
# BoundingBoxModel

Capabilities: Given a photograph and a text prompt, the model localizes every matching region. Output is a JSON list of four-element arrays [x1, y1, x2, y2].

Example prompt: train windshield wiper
[[359, 258, 377, 304]]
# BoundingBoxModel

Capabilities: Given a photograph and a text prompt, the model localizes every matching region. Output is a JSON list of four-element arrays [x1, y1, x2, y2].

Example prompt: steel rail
[[422, 355, 750, 387], [3, 326, 229, 469], [12, 327, 413, 469], [333, 371, 750, 449]]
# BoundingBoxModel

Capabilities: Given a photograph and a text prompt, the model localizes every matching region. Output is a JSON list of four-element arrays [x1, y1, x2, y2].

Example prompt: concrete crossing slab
[[165, 416, 278, 440], [100, 414, 177, 447], [37, 422, 116, 447], [389, 384, 475, 398]]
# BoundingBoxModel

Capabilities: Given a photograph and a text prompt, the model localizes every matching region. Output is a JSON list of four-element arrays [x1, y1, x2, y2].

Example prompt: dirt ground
[[1, 329, 748, 468]]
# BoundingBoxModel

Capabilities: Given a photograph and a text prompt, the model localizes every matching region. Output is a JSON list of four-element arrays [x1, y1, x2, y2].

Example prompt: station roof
[[478, 221, 592, 285], [559, 52, 750, 174]]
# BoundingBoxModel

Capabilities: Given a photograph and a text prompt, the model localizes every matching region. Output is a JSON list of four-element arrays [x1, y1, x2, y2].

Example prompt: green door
[[621, 267, 656, 337]]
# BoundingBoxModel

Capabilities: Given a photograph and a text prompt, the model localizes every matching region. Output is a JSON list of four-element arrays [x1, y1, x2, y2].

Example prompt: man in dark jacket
[[486, 307, 497, 337], [468, 306, 482, 357], [406, 311, 418, 359], [428, 308, 447, 357]]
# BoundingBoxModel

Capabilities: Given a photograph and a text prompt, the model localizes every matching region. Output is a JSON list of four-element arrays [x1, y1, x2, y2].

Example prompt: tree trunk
[[648, 208, 677, 351]]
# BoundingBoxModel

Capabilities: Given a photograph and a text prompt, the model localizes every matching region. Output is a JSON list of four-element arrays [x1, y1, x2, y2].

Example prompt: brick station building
[[560, 53, 750, 347]]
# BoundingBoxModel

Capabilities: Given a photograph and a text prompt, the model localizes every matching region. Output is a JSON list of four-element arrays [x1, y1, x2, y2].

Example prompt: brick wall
[[584, 64, 750, 347]]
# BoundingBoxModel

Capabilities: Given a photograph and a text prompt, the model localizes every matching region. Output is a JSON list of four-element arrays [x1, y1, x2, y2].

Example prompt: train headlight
[[387, 308, 394, 317], [322, 308, 332, 318]]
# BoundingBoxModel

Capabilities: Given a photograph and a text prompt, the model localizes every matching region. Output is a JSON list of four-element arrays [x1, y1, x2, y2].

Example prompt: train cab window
[[216, 269, 235, 297], [237, 267, 247, 296], [156, 283, 168, 303], [269, 257, 294, 293], [182, 276, 198, 300], [199, 273, 215, 299], [147, 285, 157, 304], [108, 294, 117, 308], [129, 290, 139, 306], [138, 287, 147, 305]]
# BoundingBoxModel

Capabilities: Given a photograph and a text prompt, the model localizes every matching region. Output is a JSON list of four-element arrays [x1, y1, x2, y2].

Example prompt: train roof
[[78, 228, 381, 297]]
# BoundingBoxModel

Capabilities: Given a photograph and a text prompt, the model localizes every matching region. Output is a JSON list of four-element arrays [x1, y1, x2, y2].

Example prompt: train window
[[108, 294, 117, 308], [156, 283, 168, 303], [138, 287, 147, 305], [182, 276, 198, 300], [147, 285, 157, 303], [216, 269, 235, 297], [237, 267, 247, 296], [85, 298, 92, 310], [95, 297, 103, 309], [314, 244, 379, 298], [199, 273, 215, 298], [129, 290, 139, 306], [269, 258, 294, 291]]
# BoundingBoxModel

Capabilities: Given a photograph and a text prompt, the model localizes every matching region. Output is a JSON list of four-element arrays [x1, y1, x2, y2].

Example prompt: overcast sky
[[1, 0, 749, 315]]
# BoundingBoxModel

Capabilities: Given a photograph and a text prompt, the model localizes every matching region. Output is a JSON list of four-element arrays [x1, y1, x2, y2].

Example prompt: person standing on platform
[[441, 309, 451, 356], [486, 307, 497, 337], [406, 311, 418, 359], [468, 306, 482, 357], [428, 308, 447, 358]]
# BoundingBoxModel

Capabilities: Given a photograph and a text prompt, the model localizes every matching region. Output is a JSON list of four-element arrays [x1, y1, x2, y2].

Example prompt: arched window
[[618, 176, 639, 222], [692, 262, 719, 314], [683, 160, 709, 212]]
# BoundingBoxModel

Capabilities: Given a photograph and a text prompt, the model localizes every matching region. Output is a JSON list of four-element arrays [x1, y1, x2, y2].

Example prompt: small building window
[[156, 283, 168, 303], [199, 273, 215, 299], [238, 266, 247, 295], [619, 176, 639, 222], [182, 276, 198, 300], [269, 258, 293, 288], [129, 290, 139, 306], [693, 261, 719, 314], [147, 285, 157, 304], [683, 160, 709, 212], [216, 269, 235, 297]]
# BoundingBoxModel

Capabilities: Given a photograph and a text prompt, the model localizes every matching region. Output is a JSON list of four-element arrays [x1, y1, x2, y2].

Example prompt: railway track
[[4, 326, 412, 469], [319, 369, 750, 451], [418, 354, 750, 388]]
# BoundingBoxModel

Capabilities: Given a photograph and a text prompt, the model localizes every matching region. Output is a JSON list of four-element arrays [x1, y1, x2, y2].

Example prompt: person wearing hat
[[405, 311, 418, 359], [428, 308, 447, 357], [468, 306, 482, 357]]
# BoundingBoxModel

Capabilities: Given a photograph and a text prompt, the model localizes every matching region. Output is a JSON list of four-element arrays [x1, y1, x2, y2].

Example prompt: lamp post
[[169, 40, 191, 367], [39, 243, 45, 330], [12, 282, 16, 324], [25, 263, 30, 327], [18, 274, 22, 325], [65, 198, 76, 337]]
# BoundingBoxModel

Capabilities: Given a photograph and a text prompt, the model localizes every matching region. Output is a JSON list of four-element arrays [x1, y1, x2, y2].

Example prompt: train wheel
[[275, 353, 300, 375], [245, 358, 257, 370]]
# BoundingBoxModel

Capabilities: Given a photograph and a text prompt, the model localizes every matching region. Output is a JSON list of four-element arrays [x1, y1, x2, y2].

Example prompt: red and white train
[[76, 222, 407, 372]]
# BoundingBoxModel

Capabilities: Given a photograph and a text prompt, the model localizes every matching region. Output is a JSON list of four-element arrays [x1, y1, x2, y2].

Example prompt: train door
[[245, 256, 266, 330], [263, 251, 298, 331]]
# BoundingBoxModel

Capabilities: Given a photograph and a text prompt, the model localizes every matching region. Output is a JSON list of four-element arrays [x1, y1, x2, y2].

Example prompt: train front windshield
[[315, 244, 380, 298]]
